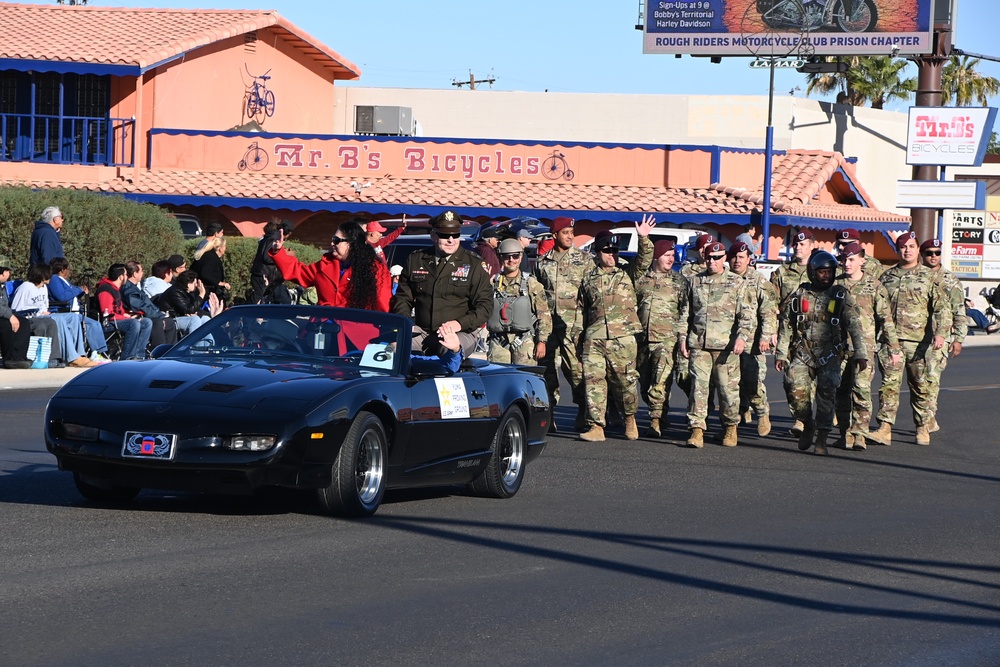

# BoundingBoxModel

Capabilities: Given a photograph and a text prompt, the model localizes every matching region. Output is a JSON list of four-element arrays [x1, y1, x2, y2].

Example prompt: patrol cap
[[792, 229, 815, 242], [695, 234, 714, 250], [895, 230, 918, 250], [920, 238, 943, 252], [705, 241, 726, 255], [727, 241, 750, 259], [367, 220, 387, 233], [389, 264, 403, 277], [838, 242, 863, 259], [593, 230, 618, 250], [0, 255, 11, 271], [551, 216, 574, 233], [430, 210, 463, 232], [499, 238, 522, 255], [837, 228, 861, 242], [653, 240, 675, 259]]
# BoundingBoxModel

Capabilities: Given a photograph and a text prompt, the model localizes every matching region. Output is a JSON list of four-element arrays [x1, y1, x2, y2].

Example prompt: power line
[[452, 71, 497, 90]]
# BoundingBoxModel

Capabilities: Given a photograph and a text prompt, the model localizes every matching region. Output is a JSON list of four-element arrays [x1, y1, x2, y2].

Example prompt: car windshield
[[166, 305, 411, 375]]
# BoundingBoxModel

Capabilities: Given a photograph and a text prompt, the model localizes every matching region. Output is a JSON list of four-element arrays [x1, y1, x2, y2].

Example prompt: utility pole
[[909, 0, 954, 242], [452, 71, 496, 90]]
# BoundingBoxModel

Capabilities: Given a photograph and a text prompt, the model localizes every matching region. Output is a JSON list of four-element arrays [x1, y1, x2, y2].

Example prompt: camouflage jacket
[[575, 265, 642, 341], [533, 245, 592, 332], [837, 273, 901, 356], [635, 268, 688, 343], [680, 259, 705, 280], [863, 255, 885, 281], [776, 284, 868, 368], [878, 264, 948, 344], [490, 270, 553, 343], [770, 260, 810, 307], [679, 268, 755, 351], [735, 267, 778, 350], [929, 267, 967, 345]]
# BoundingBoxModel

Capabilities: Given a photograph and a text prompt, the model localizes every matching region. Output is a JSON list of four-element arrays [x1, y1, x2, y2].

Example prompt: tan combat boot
[[757, 413, 771, 437], [741, 409, 753, 425], [813, 429, 830, 456], [721, 425, 738, 447], [624, 415, 639, 441], [645, 416, 662, 438], [790, 420, 805, 437], [915, 424, 931, 446], [687, 427, 704, 448], [867, 421, 892, 446], [578, 425, 605, 442], [852, 432, 867, 450], [928, 417, 940, 433]]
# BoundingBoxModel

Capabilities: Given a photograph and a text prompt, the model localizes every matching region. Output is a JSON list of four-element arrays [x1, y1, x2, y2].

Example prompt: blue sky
[[113, 0, 1000, 109]]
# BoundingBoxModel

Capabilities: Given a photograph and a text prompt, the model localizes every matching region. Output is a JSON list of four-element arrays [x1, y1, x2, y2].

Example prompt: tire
[[834, 0, 877, 32], [471, 407, 526, 499], [263, 90, 276, 117], [73, 472, 140, 503], [541, 156, 565, 180], [317, 411, 387, 517], [248, 147, 268, 171], [246, 96, 259, 118]]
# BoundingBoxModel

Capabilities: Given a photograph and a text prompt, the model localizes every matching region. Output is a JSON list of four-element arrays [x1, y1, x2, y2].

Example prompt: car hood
[[56, 357, 375, 412]]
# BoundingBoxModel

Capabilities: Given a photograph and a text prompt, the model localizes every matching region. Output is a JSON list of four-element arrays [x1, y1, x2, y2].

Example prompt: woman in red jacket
[[270, 221, 390, 312]]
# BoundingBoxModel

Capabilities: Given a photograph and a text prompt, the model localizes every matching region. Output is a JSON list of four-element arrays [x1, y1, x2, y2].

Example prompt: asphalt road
[[3, 349, 1000, 666]]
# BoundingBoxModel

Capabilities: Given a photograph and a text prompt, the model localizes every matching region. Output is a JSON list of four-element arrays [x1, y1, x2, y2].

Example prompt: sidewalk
[[2, 334, 998, 392]]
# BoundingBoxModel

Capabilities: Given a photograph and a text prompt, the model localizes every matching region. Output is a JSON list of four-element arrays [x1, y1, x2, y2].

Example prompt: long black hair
[[337, 221, 382, 310]]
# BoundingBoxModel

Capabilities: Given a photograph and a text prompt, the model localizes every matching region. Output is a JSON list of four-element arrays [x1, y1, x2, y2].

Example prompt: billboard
[[642, 0, 934, 57], [906, 107, 998, 166]]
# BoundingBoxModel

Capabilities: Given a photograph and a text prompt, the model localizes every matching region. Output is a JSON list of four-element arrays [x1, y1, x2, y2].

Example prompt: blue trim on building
[[834, 166, 869, 207], [0, 58, 139, 76], [139, 52, 189, 75]]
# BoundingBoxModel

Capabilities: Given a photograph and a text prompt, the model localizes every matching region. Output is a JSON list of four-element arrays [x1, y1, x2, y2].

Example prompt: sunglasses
[[707, 254, 727, 261], [500, 253, 522, 260], [923, 250, 942, 256], [331, 237, 349, 245], [598, 247, 619, 254], [435, 232, 462, 239]]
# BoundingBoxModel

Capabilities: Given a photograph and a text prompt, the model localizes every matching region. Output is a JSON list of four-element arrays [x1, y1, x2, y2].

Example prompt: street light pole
[[761, 58, 776, 260]]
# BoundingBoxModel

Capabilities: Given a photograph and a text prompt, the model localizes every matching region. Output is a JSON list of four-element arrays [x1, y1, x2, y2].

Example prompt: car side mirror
[[149, 343, 174, 359]]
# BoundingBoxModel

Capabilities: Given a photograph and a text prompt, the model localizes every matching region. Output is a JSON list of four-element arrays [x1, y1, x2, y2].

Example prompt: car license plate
[[122, 431, 177, 460]]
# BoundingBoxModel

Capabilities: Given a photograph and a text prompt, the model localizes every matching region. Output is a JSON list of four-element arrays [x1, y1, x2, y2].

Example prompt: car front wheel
[[73, 473, 141, 503], [471, 407, 526, 499], [317, 411, 387, 517]]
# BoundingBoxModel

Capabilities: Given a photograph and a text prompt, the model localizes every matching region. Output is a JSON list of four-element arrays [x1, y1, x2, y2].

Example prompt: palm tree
[[942, 55, 1000, 107], [803, 56, 915, 109]]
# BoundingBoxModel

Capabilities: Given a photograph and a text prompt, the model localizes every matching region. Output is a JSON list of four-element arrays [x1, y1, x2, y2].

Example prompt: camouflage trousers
[[876, 339, 934, 427], [542, 325, 585, 407], [835, 357, 872, 438], [687, 348, 740, 430], [582, 335, 638, 428], [783, 356, 842, 430], [638, 339, 678, 419], [923, 342, 952, 422], [487, 331, 535, 366], [739, 352, 769, 417]]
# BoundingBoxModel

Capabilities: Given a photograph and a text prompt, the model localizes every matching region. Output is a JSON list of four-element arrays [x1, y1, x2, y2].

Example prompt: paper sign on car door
[[434, 378, 470, 419]]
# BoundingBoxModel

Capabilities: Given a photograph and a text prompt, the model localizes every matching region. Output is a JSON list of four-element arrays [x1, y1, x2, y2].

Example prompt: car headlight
[[225, 434, 277, 452], [59, 422, 99, 441]]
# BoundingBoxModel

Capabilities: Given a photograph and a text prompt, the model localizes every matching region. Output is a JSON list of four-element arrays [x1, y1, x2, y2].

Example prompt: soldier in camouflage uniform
[[920, 238, 967, 437], [770, 229, 816, 437], [533, 217, 591, 430], [635, 239, 688, 437], [834, 243, 901, 450], [487, 239, 552, 366], [679, 233, 714, 280], [728, 241, 777, 437], [678, 241, 754, 448], [776, 251, 868, 455], [835, 228, 884, 281], [868, 232, 949, 447], [573, 218, 656, 442]]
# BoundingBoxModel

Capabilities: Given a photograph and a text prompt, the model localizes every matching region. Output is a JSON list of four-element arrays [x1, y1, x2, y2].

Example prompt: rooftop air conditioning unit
[[355, 105, 413, 136]]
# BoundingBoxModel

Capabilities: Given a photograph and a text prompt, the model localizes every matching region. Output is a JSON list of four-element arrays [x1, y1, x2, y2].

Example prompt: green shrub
[[0, 186, 182, 279]]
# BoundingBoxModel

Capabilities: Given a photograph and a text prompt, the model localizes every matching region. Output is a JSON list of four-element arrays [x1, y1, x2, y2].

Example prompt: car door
[[403, 369, 493, 476]]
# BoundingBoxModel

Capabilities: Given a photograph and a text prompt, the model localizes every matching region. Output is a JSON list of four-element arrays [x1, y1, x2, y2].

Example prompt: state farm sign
[[906, 107, 997, 167], [952, 244, 983, 257]]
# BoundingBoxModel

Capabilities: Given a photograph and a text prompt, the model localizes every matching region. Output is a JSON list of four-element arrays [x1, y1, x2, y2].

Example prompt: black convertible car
[[45, 306, 550, 517]]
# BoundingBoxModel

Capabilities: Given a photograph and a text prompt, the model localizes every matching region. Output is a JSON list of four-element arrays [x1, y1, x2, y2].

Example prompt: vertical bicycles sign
[[238, 65, 275, 171]]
